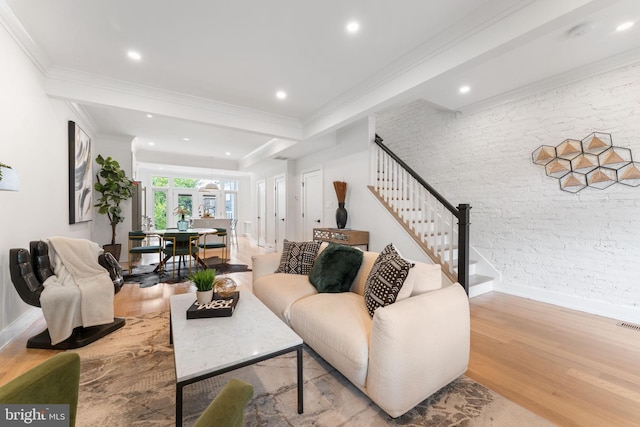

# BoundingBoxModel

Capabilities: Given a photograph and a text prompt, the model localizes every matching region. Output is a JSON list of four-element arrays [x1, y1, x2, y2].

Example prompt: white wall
[[376, 62, 640, 322], [293, 118, 434, 262], [0, 25, 93, 347]]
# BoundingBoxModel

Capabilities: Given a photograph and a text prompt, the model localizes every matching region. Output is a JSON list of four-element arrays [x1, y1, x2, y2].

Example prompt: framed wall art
[[68, 121, 93, 223]]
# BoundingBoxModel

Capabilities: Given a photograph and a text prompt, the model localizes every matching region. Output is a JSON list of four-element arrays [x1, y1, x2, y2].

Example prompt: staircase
[[369, 135, 497, 297]]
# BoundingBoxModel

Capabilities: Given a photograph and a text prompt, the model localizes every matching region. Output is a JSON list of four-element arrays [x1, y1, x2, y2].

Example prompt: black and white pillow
[[364, 244, 415, 317], [275, 240, 321, 275]]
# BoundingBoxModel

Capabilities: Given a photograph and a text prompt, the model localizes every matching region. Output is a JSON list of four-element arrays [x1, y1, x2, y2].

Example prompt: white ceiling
[[3, 0, 640, 172]]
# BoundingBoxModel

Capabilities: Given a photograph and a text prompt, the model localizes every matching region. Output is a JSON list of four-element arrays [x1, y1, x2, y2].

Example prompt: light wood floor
[[1, 238, 639, 426]]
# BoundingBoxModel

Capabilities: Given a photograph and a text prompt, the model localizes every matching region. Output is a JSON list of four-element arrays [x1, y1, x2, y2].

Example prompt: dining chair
[[127, 231, 163, 274], [163, 232, 200, 279], [229, 218, 239, 246], [198, 229, 227, 263]]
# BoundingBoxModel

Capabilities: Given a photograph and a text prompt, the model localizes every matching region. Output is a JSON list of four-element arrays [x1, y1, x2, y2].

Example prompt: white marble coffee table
[[170, 291, 304, 426]]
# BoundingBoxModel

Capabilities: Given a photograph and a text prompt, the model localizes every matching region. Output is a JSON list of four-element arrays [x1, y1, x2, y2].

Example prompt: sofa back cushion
[[351, 251, 379, 296], [309, 243, 363, 293], [405, 261, 442, 295]]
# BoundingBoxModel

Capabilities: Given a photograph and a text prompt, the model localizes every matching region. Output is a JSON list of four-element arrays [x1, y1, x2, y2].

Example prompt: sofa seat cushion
[[289, 293, 371, 388], [252, 273, 317, 324]]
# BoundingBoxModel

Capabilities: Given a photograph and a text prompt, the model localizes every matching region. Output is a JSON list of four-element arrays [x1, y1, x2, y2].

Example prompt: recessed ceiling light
[[146, 114, 153, 118], [183, 138, 190, 142], [616, 21, 635, 32], [459, 85, 471, 94], [276, 90, 287, 100], [346, 21, 360, 34], [148, 142, 155, 146], [127, 50, 142, 61], [225, 152, 231, 156]]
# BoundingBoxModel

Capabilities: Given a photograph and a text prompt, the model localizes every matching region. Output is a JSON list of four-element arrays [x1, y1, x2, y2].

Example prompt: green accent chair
[[198, 229, 228, 263], [0, 353, 81, 426], [163, 232, 200, 279], [193, 378, 253, 427], [128, 231, 163, 274]]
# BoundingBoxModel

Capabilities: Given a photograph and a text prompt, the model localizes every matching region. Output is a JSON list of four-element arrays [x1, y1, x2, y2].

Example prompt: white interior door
[[302, 170, 322, 241], [274, 175, 286, 251], [257, 179, 267, 247]]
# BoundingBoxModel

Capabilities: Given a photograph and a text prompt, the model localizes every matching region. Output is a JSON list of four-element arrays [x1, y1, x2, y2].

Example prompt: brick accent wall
[[375, 62, 640, 311]]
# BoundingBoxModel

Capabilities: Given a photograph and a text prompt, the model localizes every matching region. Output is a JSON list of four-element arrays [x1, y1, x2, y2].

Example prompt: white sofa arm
[[251, 253, 282, 282], [366, 284, 470, 418]]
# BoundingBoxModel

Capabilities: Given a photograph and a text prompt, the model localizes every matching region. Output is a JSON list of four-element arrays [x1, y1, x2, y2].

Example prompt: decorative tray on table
[[186, 292, 240, 319]]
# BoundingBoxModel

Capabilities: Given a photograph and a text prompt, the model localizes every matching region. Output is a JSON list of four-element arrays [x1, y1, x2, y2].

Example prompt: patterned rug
[[124, 259, 251, 287], [71, 312, 553, 427]]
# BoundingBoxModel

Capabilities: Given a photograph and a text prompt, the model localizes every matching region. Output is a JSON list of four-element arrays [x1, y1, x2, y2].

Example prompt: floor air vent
[[617, 322, 640, 332]]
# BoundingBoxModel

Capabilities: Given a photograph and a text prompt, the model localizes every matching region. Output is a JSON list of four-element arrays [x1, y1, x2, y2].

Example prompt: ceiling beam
[[44, 67, 304, 141]]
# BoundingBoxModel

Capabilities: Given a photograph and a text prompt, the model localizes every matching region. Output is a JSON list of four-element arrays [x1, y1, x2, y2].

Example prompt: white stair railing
[[370, 136, 470, 293]]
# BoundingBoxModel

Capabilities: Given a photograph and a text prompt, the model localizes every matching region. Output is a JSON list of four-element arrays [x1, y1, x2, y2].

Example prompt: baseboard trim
[[0, 308, 41, 352], [493, 283, 640, 324]]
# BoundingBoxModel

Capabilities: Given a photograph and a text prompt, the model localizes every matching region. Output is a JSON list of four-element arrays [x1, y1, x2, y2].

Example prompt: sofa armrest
[[366, 284, 470, 417], [251, 252, 282, 283]]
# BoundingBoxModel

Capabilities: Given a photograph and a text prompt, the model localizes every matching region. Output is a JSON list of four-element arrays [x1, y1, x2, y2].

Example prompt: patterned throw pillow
[[364, 244, 415, 317], [275, 240, 321, 275]]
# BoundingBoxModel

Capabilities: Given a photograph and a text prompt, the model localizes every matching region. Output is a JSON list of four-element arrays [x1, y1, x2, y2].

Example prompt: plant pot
[[196, 290, 213, 305], [103, 244, 122, 261]]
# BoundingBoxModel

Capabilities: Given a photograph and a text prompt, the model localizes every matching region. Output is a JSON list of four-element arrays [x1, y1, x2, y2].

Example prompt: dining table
[[143, 228, 218, 272]]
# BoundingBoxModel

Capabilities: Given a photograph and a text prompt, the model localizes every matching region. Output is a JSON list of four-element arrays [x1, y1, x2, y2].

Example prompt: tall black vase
[[336, 203, 348, 229]]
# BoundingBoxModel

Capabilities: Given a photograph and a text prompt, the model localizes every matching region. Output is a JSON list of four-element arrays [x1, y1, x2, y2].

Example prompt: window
[[173, 177, 200, 189], [152, 176, 168, 187], [153, 190, 167, 229]]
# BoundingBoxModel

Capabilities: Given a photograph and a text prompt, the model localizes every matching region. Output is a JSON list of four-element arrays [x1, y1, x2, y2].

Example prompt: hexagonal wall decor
[[560, 172, 587, 193], [532, 145, 556, 165], [617, 162, 640, 187], [556, 139, 582, 160], [582, 132, 611, 154], [545, 158, 571, 178], [571, 153, 598, 174], [587, 167, 617, 190], [532, 132, 638, 193], [598, 146, 631, 169]]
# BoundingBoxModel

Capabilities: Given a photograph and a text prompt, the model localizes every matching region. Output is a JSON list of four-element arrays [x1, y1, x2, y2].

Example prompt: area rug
[[71, 312, 553, 427], [124, 259, 251, 287]]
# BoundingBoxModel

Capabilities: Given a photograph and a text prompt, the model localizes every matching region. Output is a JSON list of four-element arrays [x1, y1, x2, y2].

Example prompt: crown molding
[[457, 47, 640, 115], [0, 0, 51, 74], [45, 67, 304, 141]]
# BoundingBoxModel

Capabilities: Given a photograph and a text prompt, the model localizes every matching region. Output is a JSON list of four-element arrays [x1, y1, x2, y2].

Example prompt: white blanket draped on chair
[[40, 237, 115, 345]]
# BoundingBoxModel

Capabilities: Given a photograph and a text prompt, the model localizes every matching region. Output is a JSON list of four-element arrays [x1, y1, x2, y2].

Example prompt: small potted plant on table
[[191, 268, 217, 304]]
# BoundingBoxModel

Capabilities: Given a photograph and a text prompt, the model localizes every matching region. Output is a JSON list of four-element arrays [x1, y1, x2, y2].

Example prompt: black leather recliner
[[9, 240, 126, 350]]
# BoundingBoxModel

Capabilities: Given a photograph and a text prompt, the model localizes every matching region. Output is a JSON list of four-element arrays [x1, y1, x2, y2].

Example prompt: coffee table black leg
[[176, 383, 183, 427], [297, 346, 303, 414]]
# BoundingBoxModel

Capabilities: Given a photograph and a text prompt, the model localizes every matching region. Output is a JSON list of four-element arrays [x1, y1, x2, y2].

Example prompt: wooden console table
[[313, 228, 369, 250]]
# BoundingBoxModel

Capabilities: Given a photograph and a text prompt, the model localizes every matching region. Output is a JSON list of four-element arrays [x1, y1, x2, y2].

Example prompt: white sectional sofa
[[252, 246, 470, 418]]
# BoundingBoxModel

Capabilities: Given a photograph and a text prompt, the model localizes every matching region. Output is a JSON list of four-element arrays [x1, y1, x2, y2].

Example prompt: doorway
[[257, 179, 266, 247], [274, 175, 286, 251], [302, 169, 322, 241]]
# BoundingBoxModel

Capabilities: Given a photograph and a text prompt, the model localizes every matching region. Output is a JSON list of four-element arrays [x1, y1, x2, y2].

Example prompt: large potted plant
[[94, 155, 134, 259]]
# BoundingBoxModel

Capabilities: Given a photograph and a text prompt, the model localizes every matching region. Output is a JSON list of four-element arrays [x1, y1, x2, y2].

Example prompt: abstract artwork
[[68, 121, 93, 223], [532, 132, 640, 193]]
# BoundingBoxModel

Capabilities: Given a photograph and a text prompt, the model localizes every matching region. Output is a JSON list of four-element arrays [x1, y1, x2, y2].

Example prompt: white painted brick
[[375, 62, 640, 310]]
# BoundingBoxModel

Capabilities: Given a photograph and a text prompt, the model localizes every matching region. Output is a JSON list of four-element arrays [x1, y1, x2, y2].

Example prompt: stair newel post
[[457, 204, 471, 295]]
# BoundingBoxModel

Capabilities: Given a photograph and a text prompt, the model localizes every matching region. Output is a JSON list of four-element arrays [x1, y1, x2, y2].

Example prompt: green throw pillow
[[309, 243, 364, 293]]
